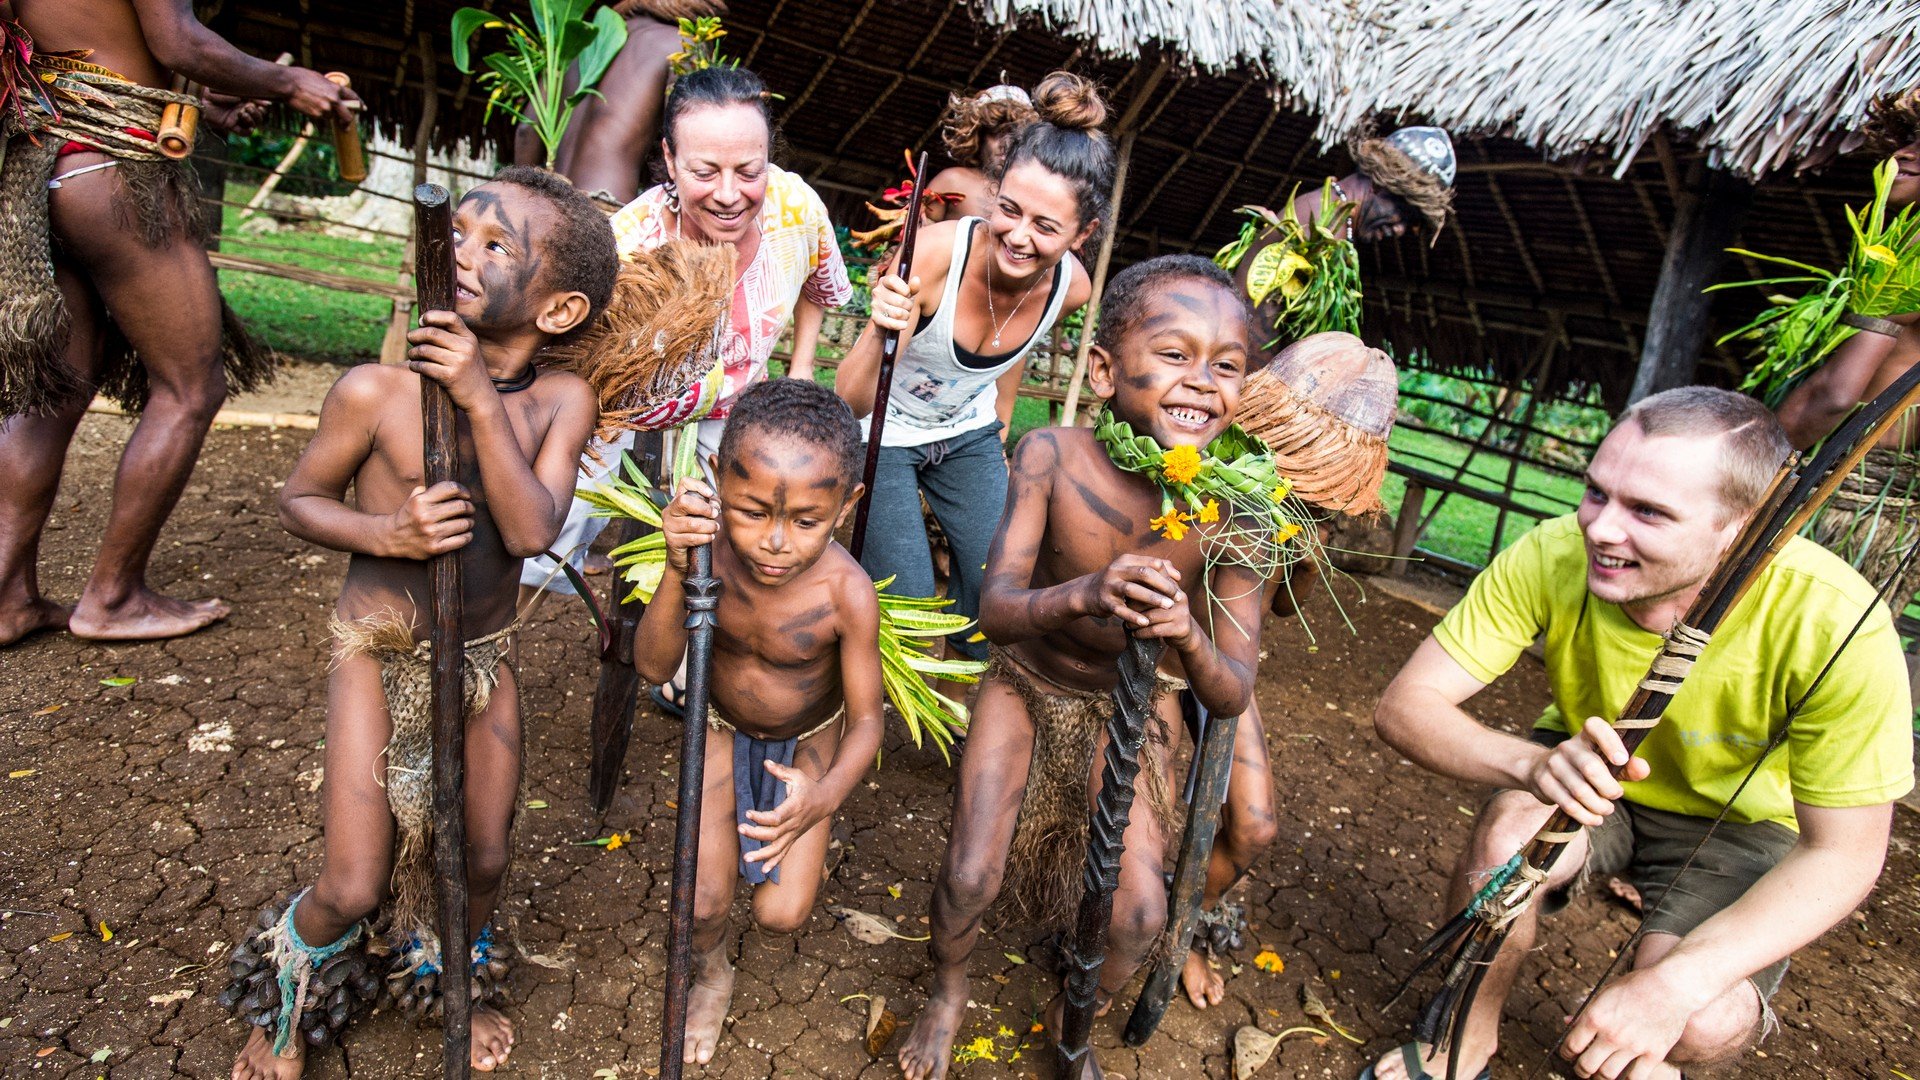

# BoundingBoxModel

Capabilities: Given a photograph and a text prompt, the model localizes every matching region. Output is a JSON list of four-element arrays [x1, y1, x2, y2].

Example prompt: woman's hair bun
[[1030, 71, 1106, 132]]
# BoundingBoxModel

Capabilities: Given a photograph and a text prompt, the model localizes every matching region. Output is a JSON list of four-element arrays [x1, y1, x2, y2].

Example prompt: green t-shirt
[[1433, 515, 1914, 829]]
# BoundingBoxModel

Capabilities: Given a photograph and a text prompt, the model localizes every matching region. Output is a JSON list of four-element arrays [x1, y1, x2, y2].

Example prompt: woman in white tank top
[[836, 76, 1104, 661]]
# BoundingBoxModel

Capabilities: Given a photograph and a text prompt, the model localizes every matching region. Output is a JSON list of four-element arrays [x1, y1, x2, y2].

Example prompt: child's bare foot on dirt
[[471, 1005, 515, 1071], [1606, 876, 1644, 912], [899, 967, 970, 1080], [69, 588, 228, 641], [1180, 948, 1225, 1008], [231, 1025, 303, 1080], [0, 596, 69, 646], [684, 946, 734, 1065]]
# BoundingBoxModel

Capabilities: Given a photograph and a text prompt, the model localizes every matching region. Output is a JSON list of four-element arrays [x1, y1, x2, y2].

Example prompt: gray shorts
[[1532, 730, 1796, 1005]]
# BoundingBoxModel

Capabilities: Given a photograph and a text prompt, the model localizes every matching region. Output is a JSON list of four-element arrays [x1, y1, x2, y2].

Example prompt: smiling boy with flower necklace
[[899, 255, 1312, 1080]]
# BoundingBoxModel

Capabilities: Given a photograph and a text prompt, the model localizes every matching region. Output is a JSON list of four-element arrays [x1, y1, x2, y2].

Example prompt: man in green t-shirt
[[1363, 388, 1913, 1080]]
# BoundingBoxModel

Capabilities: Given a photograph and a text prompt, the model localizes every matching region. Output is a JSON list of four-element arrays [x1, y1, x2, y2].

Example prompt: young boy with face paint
[[633, 378, 886, 1066], [224, 167, 614, 1080], [900, 255, 1279, 1080]]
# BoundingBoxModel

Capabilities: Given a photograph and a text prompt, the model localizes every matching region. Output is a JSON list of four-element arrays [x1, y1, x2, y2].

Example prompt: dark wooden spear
[[849, 151, 930, 562], [1123, 697, 1239, 1046], [660, 535, 721, 1078], [587, 431, 664, 814], [1056, 632, 1166, 1076], [1399, 352, 1920, 1079], [412, 183, 471, 1080]]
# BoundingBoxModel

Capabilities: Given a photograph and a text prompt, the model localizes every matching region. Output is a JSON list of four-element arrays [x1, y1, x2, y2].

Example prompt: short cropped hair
[[488, 165, 618, 343], [1620, 387, 1791, 518], [1094, 254, 1251, 352], [716, 378, 862, 491]]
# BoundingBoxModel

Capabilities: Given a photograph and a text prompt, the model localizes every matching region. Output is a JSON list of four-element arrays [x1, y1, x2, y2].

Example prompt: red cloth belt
[[56, 127, 155, 156]]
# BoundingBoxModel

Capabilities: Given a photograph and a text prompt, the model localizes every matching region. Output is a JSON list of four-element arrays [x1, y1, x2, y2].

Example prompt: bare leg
[[0, 263, 103, 645], [1370, 790, 1587, 1080], [1183, 697, 1278, 1009], [685, 727, 742, 1066], [463, 662, 524, 1072], [899, 675, 1036, 1080], [233, 651, 397, 1080], [45, 157, 231, 641]]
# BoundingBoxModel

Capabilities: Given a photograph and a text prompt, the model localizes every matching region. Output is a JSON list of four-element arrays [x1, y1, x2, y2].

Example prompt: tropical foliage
[[450, 0, 629, 169]]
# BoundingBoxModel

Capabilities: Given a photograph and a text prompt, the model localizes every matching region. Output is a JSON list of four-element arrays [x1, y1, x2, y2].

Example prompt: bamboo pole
[[384, 36, 438, 366], [1060, 132, 1133, 427], [239, 123, 317, 219], [412, 183, 472, 1080], [849, 151, 929, 562], [587, 431, 664, 813], [661, 532, 721, 1077]]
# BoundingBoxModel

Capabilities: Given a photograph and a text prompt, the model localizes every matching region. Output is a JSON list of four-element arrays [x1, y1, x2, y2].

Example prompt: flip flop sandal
[[650, 683, 686, 719], [1356, 1043, 1490, 1080]]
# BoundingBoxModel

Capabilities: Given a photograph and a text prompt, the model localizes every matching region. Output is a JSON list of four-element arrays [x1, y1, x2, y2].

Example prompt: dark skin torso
[[532, 16, 678, 202], [15, 0, 163, 84], [703, 541, 868, 739]]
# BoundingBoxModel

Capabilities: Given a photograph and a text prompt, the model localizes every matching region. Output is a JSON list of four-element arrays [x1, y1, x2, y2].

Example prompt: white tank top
[[863, 218, 1074, 447]]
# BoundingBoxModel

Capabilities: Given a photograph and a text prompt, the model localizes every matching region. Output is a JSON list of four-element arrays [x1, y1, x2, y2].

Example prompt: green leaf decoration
[[449, 7, 501, 74]]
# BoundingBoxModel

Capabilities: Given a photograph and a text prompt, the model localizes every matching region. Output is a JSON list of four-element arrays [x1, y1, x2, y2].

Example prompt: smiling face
[[1576, 420, 1744, 617], [1090, 276, 1250, 448], [451, 183, 563, 334], [988, 160, 1095, 278], [1891, 137, 1920, 209], [715, 429, 859, 587], [663, 102, 771, 246]]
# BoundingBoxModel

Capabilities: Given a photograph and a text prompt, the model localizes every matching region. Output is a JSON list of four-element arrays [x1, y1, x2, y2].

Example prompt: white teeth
[[1167, 407, 1209, 425], [1595, 555, 1631, 569]]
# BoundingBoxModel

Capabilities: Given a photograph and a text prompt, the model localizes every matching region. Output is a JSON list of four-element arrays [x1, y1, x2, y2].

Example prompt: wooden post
[[239, 123, 317, 219], [1628, 165, 1753, 404], [383, 36, 439, 367], [849, 152, 929, 562], [1390, 479, 1428, 575], [661, 539, 721, 1078], [412, 184, 472, 1080], [587, 431, 664, 813]]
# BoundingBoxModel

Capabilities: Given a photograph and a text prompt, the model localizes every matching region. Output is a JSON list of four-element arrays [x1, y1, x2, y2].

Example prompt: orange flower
[[604, 833, 625, 851], [1151, 509, 1190, 541], [1275, 522, 1303, 545], [1161, 445, 1204, 485], [1197, 499, 1221, 524]]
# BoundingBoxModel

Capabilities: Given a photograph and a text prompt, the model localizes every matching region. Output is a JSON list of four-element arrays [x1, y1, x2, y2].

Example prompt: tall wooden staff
[[587, 431, 664, 813], [1056, 632, 1166, 1075], [661, 529, 721, 1077], [412, 184, 472, 1080], [849, 151, 930, 562]]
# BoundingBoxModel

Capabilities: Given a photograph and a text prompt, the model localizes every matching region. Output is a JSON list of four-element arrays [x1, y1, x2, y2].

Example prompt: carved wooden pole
[[850, 151, 930, 562], [413, 183, 471, 1080], [661, 538, 720, 1078]]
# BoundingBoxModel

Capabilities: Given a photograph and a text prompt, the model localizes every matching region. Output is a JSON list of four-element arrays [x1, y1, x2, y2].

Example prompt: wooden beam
[[1628, 168, 1754, 404]]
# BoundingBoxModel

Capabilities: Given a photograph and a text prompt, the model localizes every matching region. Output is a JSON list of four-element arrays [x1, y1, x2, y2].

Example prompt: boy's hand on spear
[[407, 310, 500, 414], [384, 483, 475, 560], [1524, 717, 1650, 827], [661, 477, 720, 573], [1083, 555, 1186, 628], [740, 764, 827, 874]]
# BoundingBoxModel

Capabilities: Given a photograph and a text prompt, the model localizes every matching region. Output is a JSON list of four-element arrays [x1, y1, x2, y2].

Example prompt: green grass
[[1379, 427, 1587, 567], [215, 184, 401, 363]]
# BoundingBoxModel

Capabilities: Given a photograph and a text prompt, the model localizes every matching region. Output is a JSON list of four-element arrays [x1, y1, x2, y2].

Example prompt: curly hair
[[717, 378, 862, 491], [1860, 87, 1920, 158], [940, 88, 1039, 170], [992, 72, 1114, 243], [613, 0, 727, 19], [1349, 136, 1454, 235], [484, 166, 619, 344]]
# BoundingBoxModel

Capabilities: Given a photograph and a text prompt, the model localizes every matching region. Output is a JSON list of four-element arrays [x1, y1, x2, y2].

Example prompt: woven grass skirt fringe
[[1806, 446, 1920, 609]]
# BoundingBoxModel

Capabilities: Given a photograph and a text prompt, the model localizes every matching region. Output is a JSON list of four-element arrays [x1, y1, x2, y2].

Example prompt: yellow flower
[[1863, 243, 1899, 268], [1161, 444, 1204, 485], [1272, 478, 1293, 501], [996, 1025, 1015, 1039], [1275, 522, 1303, 545], [605, 833, 625, 851], [1253, 949, 1285, 973], [1151, 509, 1190, 542], [1197, 499, 1221, 524], [954, 1036, 999, 1063]]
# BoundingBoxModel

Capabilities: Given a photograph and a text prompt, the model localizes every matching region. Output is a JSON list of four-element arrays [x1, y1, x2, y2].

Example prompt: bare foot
[[684, 945, 734, 1065], [1180, 948, 1226, 1009], [471, 1005, 516, 1071], [1368, 1040, 1491, 1080], [69, 588, 228, 641], [1606, 876, 1644, 912], [899, 967, 969, 1080], [0, 597, 69, 647], [231, 1025, 304, 1080]]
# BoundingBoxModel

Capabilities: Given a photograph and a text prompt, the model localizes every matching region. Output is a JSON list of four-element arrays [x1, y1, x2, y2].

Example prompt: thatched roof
[[214, 0, 1910, 408]]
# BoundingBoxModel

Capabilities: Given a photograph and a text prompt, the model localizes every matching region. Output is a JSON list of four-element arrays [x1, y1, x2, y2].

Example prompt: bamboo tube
[[156, 77, 201, 159], [326, 72, 368, 184]]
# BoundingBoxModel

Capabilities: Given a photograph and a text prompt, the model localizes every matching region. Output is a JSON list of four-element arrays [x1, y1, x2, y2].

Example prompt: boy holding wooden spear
[[220, 167, 614, 1079], [900, 255, 1316, 1080], [634, 378, 887, 1067]]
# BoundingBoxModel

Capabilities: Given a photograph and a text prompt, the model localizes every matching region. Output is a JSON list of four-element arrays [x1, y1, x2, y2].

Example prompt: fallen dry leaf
[[30, 703, 61, 716], [1301, 982, 1363, 1044], [148, 990, 195, 1006], [521, 952, 573, 972], [47, 931, 73, 943], [864, 995, 898, 1057], [7, 769, 34, 780], [1233, 1025, 1327, 1079], [98, 921, 112, 942], [827, 905, 929, 944]]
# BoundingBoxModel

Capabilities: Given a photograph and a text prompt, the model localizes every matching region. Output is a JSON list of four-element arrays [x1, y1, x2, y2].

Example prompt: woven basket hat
[[1238, 331, 1397, 515]]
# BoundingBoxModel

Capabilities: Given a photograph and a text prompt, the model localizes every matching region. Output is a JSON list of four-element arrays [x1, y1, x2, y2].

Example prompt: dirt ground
[[2, 416, 1916, 1079]]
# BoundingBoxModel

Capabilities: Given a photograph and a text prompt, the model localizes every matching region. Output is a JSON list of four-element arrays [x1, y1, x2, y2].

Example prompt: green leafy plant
[[1716, 157, 1920, 404], [450, 0, 629, 169], [668, 16, 735, 77], [1213, 181, 1364, 348]]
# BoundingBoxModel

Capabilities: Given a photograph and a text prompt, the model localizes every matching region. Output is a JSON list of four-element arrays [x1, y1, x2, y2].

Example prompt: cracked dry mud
[[2, 416, 1915, 1079]]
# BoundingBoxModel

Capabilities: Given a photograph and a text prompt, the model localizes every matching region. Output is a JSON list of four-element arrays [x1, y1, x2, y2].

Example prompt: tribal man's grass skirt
[[1806, 446, 1920, 609]]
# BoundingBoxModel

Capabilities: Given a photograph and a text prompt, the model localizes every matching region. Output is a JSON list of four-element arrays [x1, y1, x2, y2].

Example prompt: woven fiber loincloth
[[992, 645, 1181, 933], [330, 613, 515, 941], [1806, 446, 1920, 608], [1, 53, 271, 417]]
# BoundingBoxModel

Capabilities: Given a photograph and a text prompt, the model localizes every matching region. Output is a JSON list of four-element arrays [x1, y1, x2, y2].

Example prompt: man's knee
[[1468, 790, 1564, 867], [937, 860, 1004, 917], [1225, 802, 1280, 856], [147, 363, 228, 420], [1109, 882, 1168, 953]]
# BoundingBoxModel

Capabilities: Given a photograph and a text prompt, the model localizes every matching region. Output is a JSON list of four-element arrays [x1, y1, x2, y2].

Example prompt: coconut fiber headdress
[[1237, 331, 1396, 516], [545, 238, 733, 441], [1350, 125, 1456, 235]]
